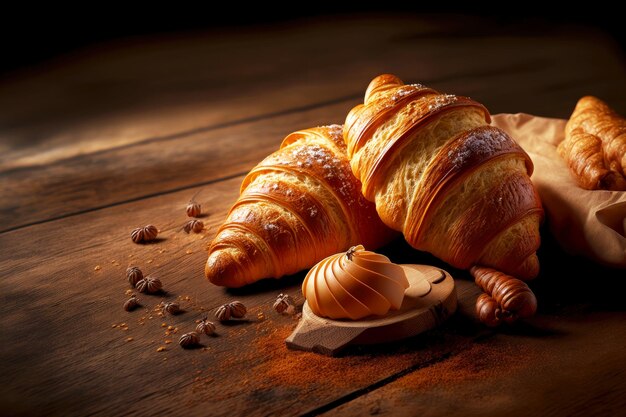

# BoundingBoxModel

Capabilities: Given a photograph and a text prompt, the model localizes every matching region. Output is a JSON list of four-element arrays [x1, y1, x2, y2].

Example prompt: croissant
[[344, 74, 543, 280], [558, 96, 626, 191], [205, 125, 395, 287]]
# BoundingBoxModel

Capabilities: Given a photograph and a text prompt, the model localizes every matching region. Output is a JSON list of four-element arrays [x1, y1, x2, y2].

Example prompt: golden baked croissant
[[206, 125, 395, 287], [344, 74, 543, 280], [558, 96, 626, 191]]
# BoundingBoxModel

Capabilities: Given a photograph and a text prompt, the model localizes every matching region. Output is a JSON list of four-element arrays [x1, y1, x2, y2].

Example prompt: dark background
[[2, 6, 624, 76]]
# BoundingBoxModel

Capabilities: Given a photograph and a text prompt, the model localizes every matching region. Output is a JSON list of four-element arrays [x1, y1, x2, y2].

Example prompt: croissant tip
[[365, 74, 404, 101], [578, 95, 600, 104], [205, 250, 244, 288], [511, 255, 540, 281], [371, 73, 402, 84]]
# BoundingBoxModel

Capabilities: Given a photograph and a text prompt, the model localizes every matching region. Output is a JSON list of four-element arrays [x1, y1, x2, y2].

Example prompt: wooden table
[[1, 15, 625, 417]]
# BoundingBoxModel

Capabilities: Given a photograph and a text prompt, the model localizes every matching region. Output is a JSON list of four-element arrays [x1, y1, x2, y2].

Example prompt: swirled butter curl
[[302, 245, 409, 320]]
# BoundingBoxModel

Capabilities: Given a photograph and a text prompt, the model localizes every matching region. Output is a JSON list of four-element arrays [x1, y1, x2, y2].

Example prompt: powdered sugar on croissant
[[206, 125, 395, 287], [344, 74, 543, 280]]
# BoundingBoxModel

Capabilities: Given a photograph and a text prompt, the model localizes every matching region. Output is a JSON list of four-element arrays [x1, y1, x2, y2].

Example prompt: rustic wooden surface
[[1, 15, 625, 417]]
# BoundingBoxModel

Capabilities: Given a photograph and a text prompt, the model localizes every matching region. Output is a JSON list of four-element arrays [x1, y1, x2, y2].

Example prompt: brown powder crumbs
[[188, 316, 471, 400], [185, 299, 540, 410], [247, 326, 467, 390], [393, 338, 535, 390], [189, 316, 536, 405]]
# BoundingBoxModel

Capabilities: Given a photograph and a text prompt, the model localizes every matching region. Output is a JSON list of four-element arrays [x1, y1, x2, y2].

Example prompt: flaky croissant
[[558, 96, 626, 191], [344, 74, 543, 280], [206, 125, 395, 287]]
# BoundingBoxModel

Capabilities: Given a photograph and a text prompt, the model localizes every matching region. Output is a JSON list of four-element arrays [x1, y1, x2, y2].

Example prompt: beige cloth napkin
[[491, 113, 626, 269]]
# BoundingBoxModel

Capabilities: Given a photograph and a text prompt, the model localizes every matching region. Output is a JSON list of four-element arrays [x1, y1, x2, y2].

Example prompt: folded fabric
[[492, 113, 626, 269]]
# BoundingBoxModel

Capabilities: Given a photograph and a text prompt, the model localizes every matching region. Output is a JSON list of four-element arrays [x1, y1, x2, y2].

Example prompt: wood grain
[[322, 312, 626, 417], [0, 100, 354, 232], [1, 15, 625, 417], [0, 19, 626, 234], [0, 16, 456, 170], [3, 25, 623, 173], [0, 176, 483, 417]]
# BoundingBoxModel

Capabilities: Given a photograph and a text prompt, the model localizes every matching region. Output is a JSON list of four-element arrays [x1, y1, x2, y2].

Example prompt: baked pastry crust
[[558, 96, 626, 191], [344, 74, 543, 280], [206, 125, 394, 287]]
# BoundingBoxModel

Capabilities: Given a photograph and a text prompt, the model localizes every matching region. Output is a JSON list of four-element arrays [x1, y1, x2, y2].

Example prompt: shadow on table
[[224, 270, 307, 296], [231, 222, 622, 358], [381, 225, 626, 315], [533, 223, 625, 314]]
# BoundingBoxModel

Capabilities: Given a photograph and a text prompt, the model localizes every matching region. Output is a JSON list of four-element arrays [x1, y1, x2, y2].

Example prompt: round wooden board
[[285, 264, 457, 356]]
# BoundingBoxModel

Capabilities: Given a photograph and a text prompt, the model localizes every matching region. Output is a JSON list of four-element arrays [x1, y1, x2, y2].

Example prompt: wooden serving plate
[[285, 264, 457, 356]]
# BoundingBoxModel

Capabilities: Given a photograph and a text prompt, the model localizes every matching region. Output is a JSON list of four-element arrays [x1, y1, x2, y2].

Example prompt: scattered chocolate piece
[[196, 318, 216, 336], [229, 301, 247, 318], [131, 225, 159, 243], [215, 301, 247, 321], [123, 295, 140, 312], [135, 275, 162, 294], [273, 293, 293, 314], [186, 202, 201, 218], [126, 266, 143, 287], [183, 219, 204, 234], [162, 302, 182, 315], [215, 304, 231, 322], [179, 332, 200, 348]]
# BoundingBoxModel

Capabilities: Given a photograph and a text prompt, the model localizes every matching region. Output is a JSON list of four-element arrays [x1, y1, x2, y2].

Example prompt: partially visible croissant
[[344, 74, 543, 280], [557, 96, 626, 191], [206, 125, 395, 288]]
